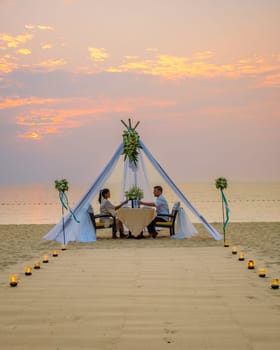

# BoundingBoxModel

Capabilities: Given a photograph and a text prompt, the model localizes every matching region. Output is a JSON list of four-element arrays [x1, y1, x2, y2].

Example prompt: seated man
[[139, 185, 169, 238]]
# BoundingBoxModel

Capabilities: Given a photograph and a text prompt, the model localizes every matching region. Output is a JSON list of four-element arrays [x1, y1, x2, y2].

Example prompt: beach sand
[[0, 223, 280, 349]]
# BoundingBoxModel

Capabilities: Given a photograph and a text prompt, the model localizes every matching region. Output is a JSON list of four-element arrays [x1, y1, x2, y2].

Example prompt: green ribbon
[[59, 191, 80, 223], [221, 190, 229, 232]]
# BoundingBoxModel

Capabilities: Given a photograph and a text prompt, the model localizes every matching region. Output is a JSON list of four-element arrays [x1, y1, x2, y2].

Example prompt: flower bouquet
[[125, 185, 144, 200], [122, 128, 142, 165], [215, 177, 229, 244], [125, 185, 144, 208], [54, 178, 79, 245], [215, 177, 228, 190], [54, 178, 69, 245], [54, 179, 69, 193]]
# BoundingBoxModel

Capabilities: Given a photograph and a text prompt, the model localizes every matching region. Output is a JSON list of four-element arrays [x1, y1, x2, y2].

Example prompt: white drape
[[44, 143, 124, 243], [121, 150, 153, 202], [44, 139, 221, 243], [140, 140, 222, 240], [172, 207, 198, 239]]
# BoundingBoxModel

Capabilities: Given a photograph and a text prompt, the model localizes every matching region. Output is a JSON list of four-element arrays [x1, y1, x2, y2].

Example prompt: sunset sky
[[0, 0, 280, 184]]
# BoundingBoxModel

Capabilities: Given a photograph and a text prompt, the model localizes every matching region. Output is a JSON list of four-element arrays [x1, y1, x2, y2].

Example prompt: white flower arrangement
[[54, 179, 69, 192], [122, 128, 142, 165], [125, 185, 144, 200]]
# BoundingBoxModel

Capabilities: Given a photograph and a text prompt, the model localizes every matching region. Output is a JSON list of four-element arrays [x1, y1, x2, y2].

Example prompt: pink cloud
[[9, 96, 175, 140]]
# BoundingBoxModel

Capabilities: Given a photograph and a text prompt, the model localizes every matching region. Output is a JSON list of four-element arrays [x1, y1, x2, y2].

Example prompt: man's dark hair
[[154, 185, 163, 192]]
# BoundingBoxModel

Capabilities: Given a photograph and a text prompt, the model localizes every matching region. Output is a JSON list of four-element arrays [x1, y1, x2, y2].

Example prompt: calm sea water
[[0, 182, 279, 225]]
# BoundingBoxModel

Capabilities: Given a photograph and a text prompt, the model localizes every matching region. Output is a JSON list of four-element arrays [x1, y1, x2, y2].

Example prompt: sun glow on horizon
[[20, 132, 41, 140]]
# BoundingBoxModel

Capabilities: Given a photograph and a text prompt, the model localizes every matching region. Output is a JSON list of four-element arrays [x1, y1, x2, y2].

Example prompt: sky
[[0, 0, 280, 184]]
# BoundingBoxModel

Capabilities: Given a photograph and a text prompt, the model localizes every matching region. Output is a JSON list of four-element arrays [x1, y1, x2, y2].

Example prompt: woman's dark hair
[[98, 188, 109, 203]]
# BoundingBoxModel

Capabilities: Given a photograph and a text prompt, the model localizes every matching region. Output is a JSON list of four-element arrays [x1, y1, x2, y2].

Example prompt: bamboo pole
[[121, 120, 128, 129], [62, 204, 66, 245], [221, 190, 225, 244], [121, 118, 140, 130]]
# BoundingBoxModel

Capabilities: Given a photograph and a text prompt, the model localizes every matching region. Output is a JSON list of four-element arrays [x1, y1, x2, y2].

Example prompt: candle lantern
[[61, 244, 67, 251], [224, 240, 230, 247], [34, 261, 41, 269], [25, 266, 32, 276], [247, 260, 255, 269], [232, 247, 237, 254], [258, 268, 267, 278], [52, 250, 58, 257], [238, 252, 245, 261], [10, 274, 18, 287], [42, 255, 49, 263], [271, 279, 279, 289], [131, 199, 139, 208]]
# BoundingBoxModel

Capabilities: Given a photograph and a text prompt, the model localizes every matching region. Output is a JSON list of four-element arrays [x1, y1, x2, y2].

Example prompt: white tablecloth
[[118, 208, 156, 235]]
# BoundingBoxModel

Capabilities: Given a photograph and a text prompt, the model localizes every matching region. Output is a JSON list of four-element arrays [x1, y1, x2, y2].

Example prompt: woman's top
[[99, 199, 115, 224]]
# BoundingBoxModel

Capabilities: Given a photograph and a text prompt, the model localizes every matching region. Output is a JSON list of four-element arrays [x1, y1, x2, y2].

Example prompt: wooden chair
[[88, 210, 117, 238], [155, 202, 180, 236]]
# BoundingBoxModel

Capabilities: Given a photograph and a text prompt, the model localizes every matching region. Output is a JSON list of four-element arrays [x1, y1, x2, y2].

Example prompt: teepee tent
[[44, 120, 221, 243]]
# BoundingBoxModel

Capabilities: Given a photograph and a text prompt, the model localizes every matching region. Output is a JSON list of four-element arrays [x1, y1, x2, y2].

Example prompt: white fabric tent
[[44, 138, 221, 243]]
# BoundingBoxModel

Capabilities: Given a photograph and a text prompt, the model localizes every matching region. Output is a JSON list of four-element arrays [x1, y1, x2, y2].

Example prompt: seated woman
[[98, 188, 128, 239]]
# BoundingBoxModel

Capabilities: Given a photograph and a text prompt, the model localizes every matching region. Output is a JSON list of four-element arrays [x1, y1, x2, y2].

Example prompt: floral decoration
[[215, 177, 228, 191], [54, 179, 69, 192], [122, 128, 142, 165], [125, 185, 144, 200]]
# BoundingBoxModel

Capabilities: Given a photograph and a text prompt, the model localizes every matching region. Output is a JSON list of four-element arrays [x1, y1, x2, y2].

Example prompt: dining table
[[117, 207, 156, 236]]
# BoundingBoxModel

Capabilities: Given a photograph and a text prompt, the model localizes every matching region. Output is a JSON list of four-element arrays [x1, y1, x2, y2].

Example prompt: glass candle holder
[[42, 255, 49, 263], [258, 268, 266, 278], [224, 240, 230, 247], [232, 247, 237, 254], [34, 261, 41, 269], [271, 278, 279, 289], [247, 260, 255, 269], [25, 266, 32, 276], [10, 274, 18, 287], [52, 250, 58, 257], [238, 252, 245, 261]]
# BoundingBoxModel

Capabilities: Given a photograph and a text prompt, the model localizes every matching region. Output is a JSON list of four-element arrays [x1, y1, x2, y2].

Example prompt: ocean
[[0, 182, 279, 225]]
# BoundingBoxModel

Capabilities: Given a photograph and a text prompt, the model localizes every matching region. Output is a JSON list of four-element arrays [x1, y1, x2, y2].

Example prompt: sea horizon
[[0, 181, 279, 225]]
